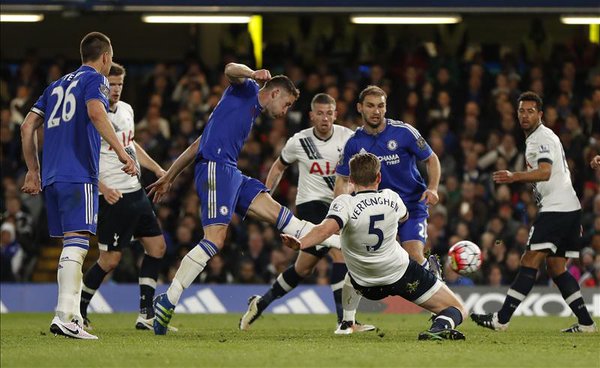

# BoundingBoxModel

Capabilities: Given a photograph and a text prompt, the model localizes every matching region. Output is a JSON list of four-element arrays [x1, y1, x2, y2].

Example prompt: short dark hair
[[517, 91, 543, 111], [264, 75, 300, 99], [109, 62, 126, 77], [311, 93, 336, 110], [349, 152, 381, 186], [358, 85, 387, 104], [80, 32, 111, 63]]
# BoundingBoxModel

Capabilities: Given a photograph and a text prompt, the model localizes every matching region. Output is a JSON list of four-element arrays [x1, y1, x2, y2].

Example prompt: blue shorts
[[397, 214, 428, 244], [44, 182, 98, 237], [194, 161, 268, 226]]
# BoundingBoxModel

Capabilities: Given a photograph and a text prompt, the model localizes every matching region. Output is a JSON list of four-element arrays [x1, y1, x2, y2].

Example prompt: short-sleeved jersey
[[280, 125, 353, 205], [327, 188, 409, 286], [197, 79, 262, 166], [525, 124, 580, 212], [99, 101, 140, 193], [31, 65, 109, 187], [336, 119, 433, 216]]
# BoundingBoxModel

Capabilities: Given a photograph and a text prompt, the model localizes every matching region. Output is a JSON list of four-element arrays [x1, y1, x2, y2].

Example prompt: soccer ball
[[448, 240, 482, 275]]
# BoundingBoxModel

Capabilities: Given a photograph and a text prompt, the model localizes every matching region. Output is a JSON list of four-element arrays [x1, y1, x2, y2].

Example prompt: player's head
[[309, 93, 337, 136], [108, 62, 126, 106], [261, 75, 299, 119], [357, 85, 387, 129], [349, 152, 381, 188], [80, 32, 113, 76], [517, 91, 543, 134]]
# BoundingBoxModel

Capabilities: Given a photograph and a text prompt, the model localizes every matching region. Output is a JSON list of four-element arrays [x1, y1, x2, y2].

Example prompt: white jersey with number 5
[[326, 189, 409, 287], [525, 124, 580, 212], [99, 100, 140, 193]]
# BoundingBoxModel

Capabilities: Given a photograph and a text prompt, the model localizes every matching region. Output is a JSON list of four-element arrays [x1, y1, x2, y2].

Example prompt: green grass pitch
[[1, 313, 598, 367]]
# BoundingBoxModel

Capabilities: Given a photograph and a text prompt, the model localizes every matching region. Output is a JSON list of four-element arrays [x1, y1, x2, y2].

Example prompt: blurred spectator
[[0, 222, 23, 281]]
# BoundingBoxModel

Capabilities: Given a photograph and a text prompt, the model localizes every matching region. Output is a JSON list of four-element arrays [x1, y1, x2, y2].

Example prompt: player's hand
[[591, 155, 600, 170], [493, 170, 514, 184], [117, 149, 139, 177], [146, 174, 172, 203], [420, 189, 439, 206], [251, 69, 271, 83], [21, 171, 41, 195], [280, 234, 301, 251], [101, 187, 122, 205]]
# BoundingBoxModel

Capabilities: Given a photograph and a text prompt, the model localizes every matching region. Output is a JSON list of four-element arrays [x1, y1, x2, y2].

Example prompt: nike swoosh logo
[[63, 325, 79, 335]]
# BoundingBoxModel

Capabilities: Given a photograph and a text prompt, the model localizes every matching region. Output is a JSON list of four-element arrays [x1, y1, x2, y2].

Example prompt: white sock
[[282, 217, 341, 249], [166, 243, 213, 305], [56, 245, 87, 323], [342, 274, 361, 322]]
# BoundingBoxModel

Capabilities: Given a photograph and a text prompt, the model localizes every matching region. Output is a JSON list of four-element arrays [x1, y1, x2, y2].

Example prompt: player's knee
[[98, 252, 121, 271], [294, 264, 313, 278], [145, 238, 166, 258], [545, 259, 566, 277]]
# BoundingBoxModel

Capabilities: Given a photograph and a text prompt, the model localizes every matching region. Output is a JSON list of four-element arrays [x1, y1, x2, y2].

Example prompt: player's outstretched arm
[[147, 136, 200, 202], [420, 152, 441, 205], [88, 99, 138, 177], [265, 158, 288, 192], [224, 63, 271, 85], [281, 218, 340, 251], [133, 141, 166, 178], [20, 111, 44, 195], [493, 162, 551, 184]]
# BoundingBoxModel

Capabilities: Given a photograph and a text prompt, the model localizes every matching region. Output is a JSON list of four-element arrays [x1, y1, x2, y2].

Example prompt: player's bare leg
[[402, 239, 442, 280], [336, 275, 376, 335], [246, 193, 340, 249], [417, 284, 467, 340], [154, 224, 225, 335]]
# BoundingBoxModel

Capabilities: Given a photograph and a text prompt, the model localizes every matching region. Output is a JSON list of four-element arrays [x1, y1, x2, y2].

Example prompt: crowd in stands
[[1, 23, 599, 288]]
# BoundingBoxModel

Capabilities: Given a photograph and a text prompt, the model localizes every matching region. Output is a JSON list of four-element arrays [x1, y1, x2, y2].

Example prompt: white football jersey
[[525, 124, 580, 212], [99, 101, 141, 193], [280, 125, 353, 205], [327, 188, 409, 287]]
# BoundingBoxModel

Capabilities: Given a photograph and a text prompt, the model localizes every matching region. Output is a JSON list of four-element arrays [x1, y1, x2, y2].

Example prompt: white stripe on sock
[[139, 277, 157, 288], [277, 273, 293, 292], [564, 291, 582, 305], [436, 315, 455, 329], [507, 288, 527, 301]]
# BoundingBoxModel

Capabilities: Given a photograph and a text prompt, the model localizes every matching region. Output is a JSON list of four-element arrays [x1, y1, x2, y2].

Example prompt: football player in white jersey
[[79, 63, 170, 331], [281, 152, 467, 341], [472, 92, 597, 333], [240, 93, 374, 334]]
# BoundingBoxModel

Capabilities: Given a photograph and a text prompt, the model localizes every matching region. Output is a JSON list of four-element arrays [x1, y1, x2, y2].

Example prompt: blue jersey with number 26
[[31, 65, 109, 187]]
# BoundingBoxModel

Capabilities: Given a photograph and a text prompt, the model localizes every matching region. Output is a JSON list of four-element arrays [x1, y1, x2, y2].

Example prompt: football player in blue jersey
[[334, 85, 442, 278], [147, 63, 342, 335], [20, 32, 137, 339]]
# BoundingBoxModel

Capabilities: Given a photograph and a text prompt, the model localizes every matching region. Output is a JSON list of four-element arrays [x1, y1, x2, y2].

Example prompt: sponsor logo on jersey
[[387, 139, 398, 151], [538, 144, 549, 153], [331, 202, 343, 212], [416, 137, 427, 150], [309, 161, 336, 176]]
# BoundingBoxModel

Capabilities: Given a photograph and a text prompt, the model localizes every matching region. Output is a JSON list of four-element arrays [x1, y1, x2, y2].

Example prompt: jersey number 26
[[48, 81, 79, 128]]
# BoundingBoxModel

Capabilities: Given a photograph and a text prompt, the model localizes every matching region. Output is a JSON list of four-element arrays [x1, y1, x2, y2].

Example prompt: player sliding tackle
[[281, 152, 467, 341], [147, 63, 341, 335]]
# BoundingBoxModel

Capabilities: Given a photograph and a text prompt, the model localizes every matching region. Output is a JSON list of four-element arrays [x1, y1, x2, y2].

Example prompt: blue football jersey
[[336, 119, 433, 215], [197, 79, 262, 166], [31, 65, 109, 187]]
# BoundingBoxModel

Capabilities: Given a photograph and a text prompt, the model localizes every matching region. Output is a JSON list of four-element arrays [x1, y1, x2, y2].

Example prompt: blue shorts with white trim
[[194, 160, 268, 227], [44, 182, 98, 237]]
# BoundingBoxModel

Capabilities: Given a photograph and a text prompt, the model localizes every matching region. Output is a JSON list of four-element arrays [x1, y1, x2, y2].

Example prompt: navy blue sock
[[431, 306, 463, 331], [553, 271, 594, 326], [139, 255, 161, 317], [330, 263, 348, 323], [497, 266, 537, 324], [81, 263, 108, 318], [258, 266, 302, 312]]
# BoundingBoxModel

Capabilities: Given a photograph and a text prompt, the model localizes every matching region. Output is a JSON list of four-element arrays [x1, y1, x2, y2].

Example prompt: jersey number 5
[[366, 214, 384, 252], [48, 81, 79, 128]]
